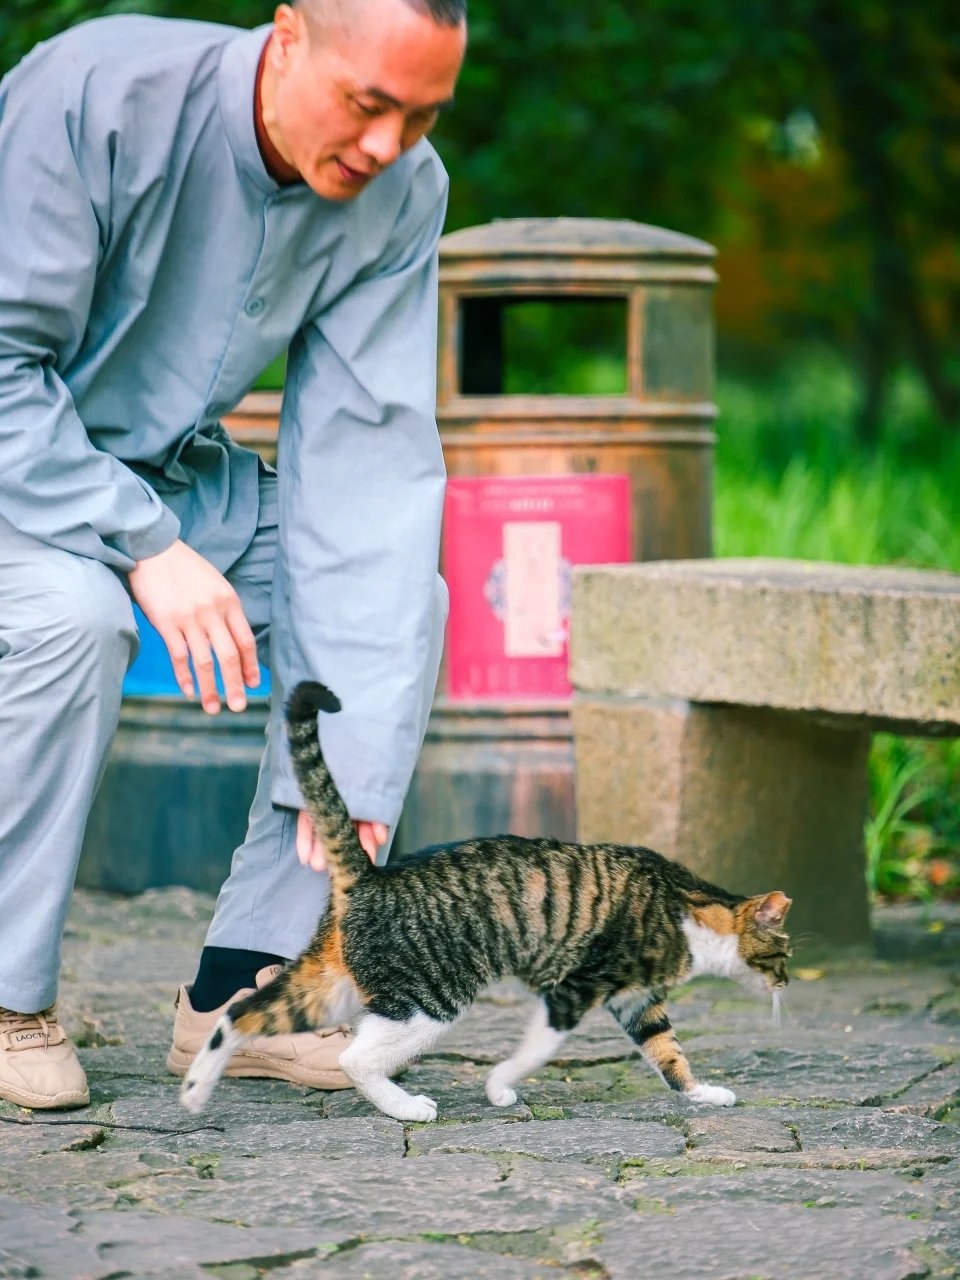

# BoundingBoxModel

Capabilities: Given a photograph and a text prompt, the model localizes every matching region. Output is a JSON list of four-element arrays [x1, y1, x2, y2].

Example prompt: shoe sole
[[0, 1084, 90, 1110], [166, 1046, 353, 1091]]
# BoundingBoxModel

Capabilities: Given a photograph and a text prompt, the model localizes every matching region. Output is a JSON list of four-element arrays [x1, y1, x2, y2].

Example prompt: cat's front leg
[[486, 981, 601, 1108], [485, 997, 569, 1107], [605, 991, 735, 1107]]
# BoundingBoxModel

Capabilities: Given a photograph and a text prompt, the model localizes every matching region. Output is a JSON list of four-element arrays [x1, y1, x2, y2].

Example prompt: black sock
[[189, 946, 287, 1013]]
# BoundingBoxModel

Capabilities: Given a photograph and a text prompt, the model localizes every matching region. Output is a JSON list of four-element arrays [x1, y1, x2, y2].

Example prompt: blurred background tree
[[3, 0, 958, 900], [3, 0, 956, 438]]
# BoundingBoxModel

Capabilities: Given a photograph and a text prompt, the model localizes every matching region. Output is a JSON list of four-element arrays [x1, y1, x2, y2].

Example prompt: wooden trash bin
[[396, 217, 718, 855]]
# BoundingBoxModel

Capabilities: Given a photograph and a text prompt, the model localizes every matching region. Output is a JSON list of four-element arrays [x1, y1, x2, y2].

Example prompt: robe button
[[244, 296, 266, 318]]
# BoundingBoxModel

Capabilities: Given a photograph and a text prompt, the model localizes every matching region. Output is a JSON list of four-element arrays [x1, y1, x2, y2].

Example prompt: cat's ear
[[753, 891, 792, 928]]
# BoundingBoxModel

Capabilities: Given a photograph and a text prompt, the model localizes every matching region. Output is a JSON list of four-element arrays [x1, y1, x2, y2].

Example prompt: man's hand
[[128, 539, 260, 714], [296, 809, 388, 872]]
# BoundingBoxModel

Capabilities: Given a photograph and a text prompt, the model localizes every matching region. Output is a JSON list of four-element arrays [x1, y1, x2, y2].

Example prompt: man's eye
[[409, 109, 439, 131], [352, 100, 383, 118]]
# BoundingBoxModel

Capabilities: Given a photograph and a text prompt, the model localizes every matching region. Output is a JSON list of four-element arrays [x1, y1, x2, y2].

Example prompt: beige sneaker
[[0, 1006, 90, 1110], [166, 966, 353, 1090]]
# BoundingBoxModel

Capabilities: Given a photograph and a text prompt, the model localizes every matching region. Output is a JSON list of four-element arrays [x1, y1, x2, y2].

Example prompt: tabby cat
[[182, 681, 792, 1123]]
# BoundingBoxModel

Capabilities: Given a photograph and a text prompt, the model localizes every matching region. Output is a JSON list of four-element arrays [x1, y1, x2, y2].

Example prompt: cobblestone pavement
[[2, 889, 958, 1280]]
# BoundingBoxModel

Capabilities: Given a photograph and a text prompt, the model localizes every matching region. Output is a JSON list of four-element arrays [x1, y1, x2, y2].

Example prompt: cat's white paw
[[487, 1084, 517, 1107], [485, 1069, 518, 1107], [685, 1083, 736, 1107], [387, 1093, 438, 1123]]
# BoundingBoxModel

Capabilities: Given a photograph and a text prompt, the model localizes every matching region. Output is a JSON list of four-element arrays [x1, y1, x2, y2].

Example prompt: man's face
[[264, 0, 466, 200]]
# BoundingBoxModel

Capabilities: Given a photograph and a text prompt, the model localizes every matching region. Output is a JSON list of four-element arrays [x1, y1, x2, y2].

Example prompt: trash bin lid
[[439, 217, 715, 262]]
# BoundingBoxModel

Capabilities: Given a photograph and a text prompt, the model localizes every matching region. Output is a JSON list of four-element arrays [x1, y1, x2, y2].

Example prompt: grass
[[715, 351, 960, 570], [714, 348, 960, 901], [717, 454, 960, 568]]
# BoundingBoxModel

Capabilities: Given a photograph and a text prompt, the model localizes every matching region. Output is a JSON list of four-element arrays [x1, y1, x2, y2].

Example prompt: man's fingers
[[355, 821, 389, 863], [225, 599, 260, 689], [204, 615, 246, 713], [129, 542, 259, 712], [182, 625, 220, 714], [160, 628, 197, 701], [299, 813, 388, 872], [296, 809, 326, 872], [295, 810, 311, 864], [357, 827, 376, 861]]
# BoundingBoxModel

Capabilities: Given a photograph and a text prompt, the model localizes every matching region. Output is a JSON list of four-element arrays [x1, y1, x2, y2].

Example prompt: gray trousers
[[0, 473, 443, 1013]]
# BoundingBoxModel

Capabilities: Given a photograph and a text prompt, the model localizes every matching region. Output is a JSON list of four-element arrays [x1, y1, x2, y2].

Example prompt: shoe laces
[[0, 1005, 59, 1048], [318, 1023, 352, 1039]]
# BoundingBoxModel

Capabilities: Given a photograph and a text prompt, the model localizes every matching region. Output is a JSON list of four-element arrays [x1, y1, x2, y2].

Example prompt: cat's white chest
[[681, 918, 746, 980]]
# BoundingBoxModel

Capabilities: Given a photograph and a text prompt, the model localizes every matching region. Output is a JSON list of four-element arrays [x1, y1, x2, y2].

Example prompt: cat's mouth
[[747, 969, 788, 996]]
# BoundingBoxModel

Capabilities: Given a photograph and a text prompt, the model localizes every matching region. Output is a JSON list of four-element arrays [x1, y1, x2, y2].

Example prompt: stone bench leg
[[572, 697, 872, 946]]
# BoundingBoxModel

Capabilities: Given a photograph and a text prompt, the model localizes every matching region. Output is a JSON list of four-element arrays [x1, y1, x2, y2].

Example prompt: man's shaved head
[[266, 0, 466, 199], [295, 0, 466, 36]]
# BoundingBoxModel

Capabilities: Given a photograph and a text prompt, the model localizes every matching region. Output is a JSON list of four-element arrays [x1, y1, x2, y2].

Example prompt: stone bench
[[569, 559, 960, 945]]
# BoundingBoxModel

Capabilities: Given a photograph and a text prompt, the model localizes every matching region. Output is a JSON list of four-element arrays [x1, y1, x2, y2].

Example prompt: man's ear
[[270, 4, 302, 69]]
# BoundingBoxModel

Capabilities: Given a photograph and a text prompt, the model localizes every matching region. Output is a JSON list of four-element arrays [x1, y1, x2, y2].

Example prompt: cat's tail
[[286, 680, 373, 896]]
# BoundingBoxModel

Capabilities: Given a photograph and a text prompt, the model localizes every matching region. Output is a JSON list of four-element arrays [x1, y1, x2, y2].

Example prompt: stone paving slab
[[595, 1202, 930, 1280], [694, 1043, 948, 1106], [406, 1116, 687, 1165], [291, 1240, 561, 1279], [0, 888, 958, 1280]]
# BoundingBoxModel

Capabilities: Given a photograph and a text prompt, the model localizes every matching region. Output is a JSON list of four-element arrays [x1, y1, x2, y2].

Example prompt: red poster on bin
[[443, 474, 632, 699]]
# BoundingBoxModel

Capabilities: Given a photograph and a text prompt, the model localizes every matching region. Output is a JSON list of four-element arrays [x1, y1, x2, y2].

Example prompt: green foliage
[[0, 0, 272, 66], [715, 350, 960, 570], [4, 0, 956, 433], [439, 0, 756, 235], [716, 445, 960, 573], [715, 350, 960, 901], [254, 352, 287, 391], [499, 300, 628, 395], [865, 737, 957, 902]]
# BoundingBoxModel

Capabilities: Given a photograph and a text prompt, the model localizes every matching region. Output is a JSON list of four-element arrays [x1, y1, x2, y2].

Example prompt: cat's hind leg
[[485, 995, 573, 1107], [180, 928, 358, 1115], [606, 991, 735, 1106], [338, 1010, 449, 1122]]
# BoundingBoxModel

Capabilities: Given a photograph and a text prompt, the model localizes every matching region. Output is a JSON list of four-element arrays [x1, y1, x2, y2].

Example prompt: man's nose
[[359, 116, 404, 168]]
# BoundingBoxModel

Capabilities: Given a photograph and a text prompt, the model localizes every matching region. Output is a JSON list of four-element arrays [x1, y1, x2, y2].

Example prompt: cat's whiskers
[[771, 986, 793, 1030], [786, 931, 815, 950]]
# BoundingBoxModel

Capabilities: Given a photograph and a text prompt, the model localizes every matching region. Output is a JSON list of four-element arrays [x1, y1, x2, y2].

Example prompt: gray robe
[[0, 15, 449, 823]]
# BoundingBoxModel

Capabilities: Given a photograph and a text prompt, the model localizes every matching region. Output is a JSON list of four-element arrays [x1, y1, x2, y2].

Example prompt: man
[[0, 0, 467, 1109]]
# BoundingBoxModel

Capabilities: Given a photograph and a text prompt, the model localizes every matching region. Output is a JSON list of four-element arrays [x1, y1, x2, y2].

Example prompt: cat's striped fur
[[182, 681, 792, 1122]]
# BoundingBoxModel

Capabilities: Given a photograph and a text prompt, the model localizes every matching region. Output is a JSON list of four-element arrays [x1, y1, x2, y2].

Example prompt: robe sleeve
[[267, 166, 450, 826], [0, 59, 179, 567]]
